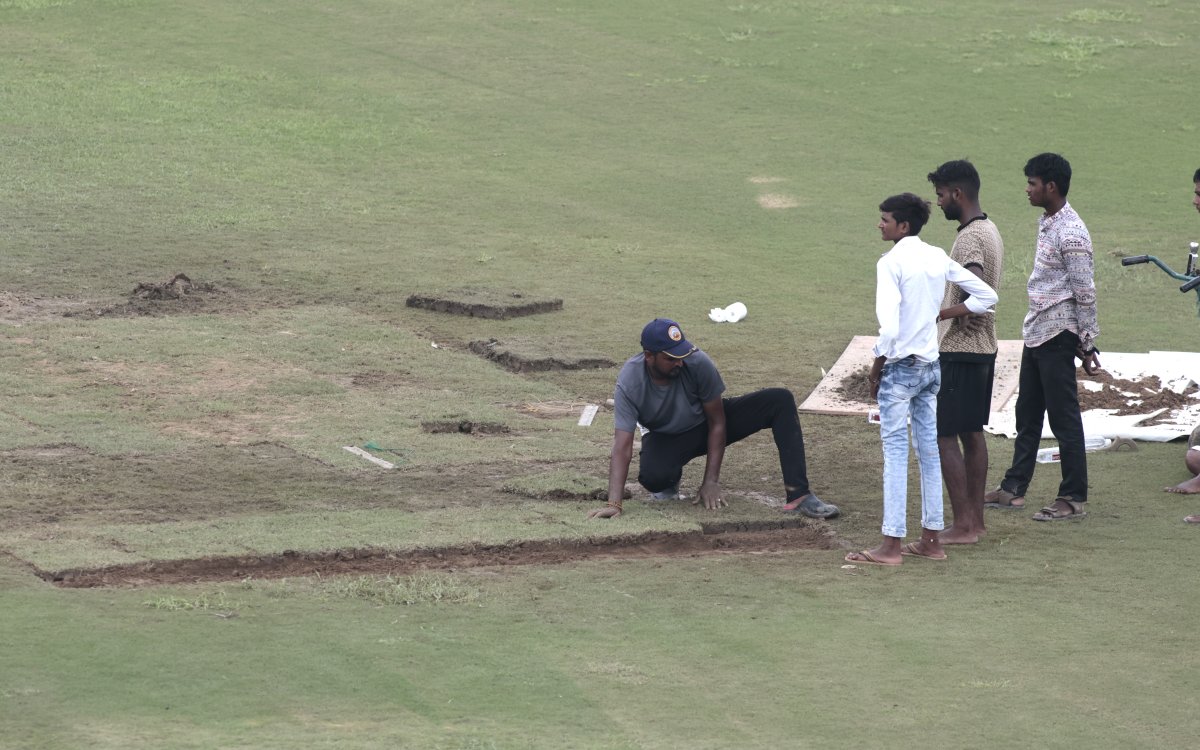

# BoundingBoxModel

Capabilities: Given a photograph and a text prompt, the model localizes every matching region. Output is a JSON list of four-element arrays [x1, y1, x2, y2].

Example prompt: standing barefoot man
[[928, 160, 1005, 544]]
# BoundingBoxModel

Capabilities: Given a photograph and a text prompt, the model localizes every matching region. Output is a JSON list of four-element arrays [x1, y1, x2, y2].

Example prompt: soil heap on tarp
[[1078, 371, 1200, 418], [836, 365, 874, 403]]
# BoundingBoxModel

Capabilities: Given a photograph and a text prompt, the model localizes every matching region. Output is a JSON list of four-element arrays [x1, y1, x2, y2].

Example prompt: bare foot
[[844, 548, 901, 566], [938, 525, 984, 545], [1165, 476, 1200, 494]]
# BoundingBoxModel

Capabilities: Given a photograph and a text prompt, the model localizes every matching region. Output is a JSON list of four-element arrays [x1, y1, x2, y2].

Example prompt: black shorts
[[937, 356, 995, 437]]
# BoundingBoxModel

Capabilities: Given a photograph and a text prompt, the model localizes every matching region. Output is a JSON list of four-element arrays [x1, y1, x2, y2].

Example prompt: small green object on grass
[[363, 441, 406, 463]]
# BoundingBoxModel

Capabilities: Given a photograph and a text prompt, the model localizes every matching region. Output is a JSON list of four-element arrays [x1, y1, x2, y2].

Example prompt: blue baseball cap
[[640, 318, 696, 358]]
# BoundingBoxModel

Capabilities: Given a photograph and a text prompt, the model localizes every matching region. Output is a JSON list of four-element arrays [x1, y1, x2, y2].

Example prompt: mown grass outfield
[[1, 0, 1198, 747]]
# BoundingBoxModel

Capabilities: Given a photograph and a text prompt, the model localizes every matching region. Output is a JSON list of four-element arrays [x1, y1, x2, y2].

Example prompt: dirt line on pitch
[[42, 521, 839, 588]]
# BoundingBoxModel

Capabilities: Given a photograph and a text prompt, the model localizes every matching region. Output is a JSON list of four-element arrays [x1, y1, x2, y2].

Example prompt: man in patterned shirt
[[927, 160, 1004, 543], [986, 153, 1100, 521]]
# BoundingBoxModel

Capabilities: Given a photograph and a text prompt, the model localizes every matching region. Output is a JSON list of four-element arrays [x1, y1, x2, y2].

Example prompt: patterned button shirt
[[1022, 202, 1099, 350]]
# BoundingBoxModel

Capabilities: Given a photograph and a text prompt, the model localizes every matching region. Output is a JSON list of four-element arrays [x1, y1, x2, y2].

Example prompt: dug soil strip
[[469, 339, 615, 373], [406, 292, 562, 319], [44, 521, 835, 588]]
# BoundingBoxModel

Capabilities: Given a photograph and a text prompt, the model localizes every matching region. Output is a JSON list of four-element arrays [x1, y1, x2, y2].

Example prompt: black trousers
[[1001, 331, 1088, 502], [637, 388, 810, 499]]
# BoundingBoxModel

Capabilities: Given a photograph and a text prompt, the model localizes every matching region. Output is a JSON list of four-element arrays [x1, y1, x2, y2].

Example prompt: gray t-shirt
[[613, 350, 726, 435]]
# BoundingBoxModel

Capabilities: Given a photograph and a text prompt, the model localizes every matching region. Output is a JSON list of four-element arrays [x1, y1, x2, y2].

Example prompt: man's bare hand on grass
[[692, 480, 726, 510], [588, 503, 622, 519]]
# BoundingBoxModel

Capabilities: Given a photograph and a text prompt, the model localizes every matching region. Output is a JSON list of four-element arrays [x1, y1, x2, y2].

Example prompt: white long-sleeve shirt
[[873, 235, 998, 363]]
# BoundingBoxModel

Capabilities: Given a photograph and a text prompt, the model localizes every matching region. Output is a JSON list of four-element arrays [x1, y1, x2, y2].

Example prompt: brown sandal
[[1032, 498, 1086, 521], [984, 488, 1025, 509]]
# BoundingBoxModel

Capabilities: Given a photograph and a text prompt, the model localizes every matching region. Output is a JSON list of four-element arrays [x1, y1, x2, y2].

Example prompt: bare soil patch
[[406, 289, 562, 319], [511, 400, 598, 419], [0, 291, 95, 325], [1, 443, 93, 461], [469, 338, 616, 374], [44, 522, 838, 588], [505, 486, 607, 501], [756, 193, 800, 209], [421, 419, 511, 435]]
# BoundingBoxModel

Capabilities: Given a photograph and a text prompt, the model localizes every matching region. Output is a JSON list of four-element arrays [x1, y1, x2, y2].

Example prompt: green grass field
[[2, 1, 1199, 747]]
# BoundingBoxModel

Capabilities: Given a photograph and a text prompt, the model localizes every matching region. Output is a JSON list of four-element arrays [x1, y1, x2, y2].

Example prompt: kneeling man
[[589, 318, 838, 519]]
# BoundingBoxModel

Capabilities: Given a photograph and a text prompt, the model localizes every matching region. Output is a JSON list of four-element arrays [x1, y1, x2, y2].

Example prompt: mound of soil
[[406, 290, 562, 320], [836, 364, 874, 402], [66, 273, 224, 318], [469, 339, 615, 374], [132, 273, 211, 300]]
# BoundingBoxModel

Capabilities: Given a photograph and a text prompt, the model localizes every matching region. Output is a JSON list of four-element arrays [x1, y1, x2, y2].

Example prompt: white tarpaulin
[[985, 351, 1200, 442]]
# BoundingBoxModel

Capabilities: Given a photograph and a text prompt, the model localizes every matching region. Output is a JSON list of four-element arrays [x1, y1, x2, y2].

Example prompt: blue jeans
[[878, 357, 944, 538]]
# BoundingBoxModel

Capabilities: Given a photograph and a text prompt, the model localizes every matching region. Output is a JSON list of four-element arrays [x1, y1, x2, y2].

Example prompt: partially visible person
[[1166, 168, 1200, 522], [927, 160, 1005, 544], [985, 153, 1099, 522], [588, 318, 839, 520], [1166, 446, 1200, 506], [845, 194, 997, 566]]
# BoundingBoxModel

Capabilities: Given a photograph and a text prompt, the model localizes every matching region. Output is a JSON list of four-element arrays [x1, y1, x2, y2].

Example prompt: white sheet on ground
[[984, 350, 1200, 442]]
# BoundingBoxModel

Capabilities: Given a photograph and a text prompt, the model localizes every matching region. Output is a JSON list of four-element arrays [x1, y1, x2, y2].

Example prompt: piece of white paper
[[342, 445, 396, 469], [708, 301, 748, 323], [578, 403, 600, 426]]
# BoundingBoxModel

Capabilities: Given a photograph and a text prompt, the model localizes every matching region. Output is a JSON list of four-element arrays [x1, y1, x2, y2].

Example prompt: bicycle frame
[[1121, 241, 1200, 315]]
